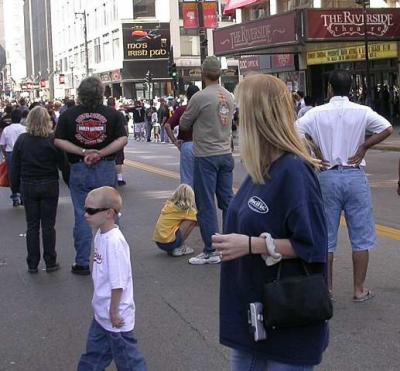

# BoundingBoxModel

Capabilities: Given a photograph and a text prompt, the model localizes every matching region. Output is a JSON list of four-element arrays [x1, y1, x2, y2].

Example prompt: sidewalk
[[372, 127, 400, 152]]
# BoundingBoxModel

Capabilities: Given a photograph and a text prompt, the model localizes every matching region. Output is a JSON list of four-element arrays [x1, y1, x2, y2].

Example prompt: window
[[180, 27, 200, 56], [94, 37, 101, 64], [103, 4, 108, 26], [112, 35, 120, 60], [63, 57, 68, 71], [112, 0, 118, 20], [133, 0, 156, 18]]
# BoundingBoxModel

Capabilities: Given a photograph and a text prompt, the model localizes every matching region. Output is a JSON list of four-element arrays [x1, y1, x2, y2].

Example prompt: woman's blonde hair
[[169, 184, 196, 211], [26, 106, 53, 137], [235, 74, 320, 184]]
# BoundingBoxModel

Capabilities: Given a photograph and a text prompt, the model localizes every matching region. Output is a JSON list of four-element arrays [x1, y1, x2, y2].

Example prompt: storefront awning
[[223, 0, 261, 15]]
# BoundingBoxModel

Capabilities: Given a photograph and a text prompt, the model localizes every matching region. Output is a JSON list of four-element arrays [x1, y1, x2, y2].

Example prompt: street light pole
[[75, 10, 90, 77], [197, 0, 208, 89]]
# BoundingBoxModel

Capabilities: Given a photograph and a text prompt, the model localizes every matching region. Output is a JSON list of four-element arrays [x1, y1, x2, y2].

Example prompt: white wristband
[[260, 232, 282, 266]]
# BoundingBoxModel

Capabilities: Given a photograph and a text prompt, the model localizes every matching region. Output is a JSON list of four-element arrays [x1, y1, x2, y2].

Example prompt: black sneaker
[[46, 263, 60, 273], [71, 263, 90, 276], [117, 180, 126, 186], [28, 267, 38, 273], [13, 200, 21, 207]]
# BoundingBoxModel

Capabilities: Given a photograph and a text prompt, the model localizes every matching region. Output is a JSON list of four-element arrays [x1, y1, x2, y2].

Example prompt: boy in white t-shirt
[[77, 186, 147, 371], [0, 109, 26, 206]]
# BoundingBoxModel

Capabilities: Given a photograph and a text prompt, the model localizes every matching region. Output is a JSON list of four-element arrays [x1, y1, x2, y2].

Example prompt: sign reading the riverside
[[122, 23, 170, 60], [307, 42, 397, 65]]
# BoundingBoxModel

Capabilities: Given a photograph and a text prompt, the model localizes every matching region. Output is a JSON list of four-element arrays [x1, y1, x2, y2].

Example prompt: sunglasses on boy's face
[[84, 207, 110, 216]]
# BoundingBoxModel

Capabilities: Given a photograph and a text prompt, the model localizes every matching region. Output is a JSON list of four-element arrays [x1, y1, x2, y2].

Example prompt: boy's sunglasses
[[84, 207, 110, 215]]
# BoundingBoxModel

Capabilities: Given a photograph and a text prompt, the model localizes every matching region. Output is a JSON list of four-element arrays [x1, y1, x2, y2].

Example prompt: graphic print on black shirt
[[75, 113, 108, 145]]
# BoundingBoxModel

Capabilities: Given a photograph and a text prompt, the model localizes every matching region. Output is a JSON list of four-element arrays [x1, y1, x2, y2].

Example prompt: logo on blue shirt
[[248, 196, 269, 214]]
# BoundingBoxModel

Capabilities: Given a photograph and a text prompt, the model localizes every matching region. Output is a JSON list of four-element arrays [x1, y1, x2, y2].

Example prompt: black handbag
[[263, 260, 333, 329]]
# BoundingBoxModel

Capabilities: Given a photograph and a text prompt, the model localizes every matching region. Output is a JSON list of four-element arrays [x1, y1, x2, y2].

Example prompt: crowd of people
[[0, 55, 396, 370]]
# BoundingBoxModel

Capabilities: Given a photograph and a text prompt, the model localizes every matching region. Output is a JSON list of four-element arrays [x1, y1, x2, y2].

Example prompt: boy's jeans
[[193, 154, 234, 254], [78, 319, 147, 371], [69, 160, 116, 267]]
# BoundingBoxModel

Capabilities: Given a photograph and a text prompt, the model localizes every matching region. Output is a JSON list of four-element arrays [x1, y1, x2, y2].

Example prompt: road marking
[[125, 159, 400, 241]]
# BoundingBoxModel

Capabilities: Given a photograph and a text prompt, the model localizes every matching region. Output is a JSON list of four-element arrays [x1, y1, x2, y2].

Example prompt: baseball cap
[[201, 56, 221, 73]]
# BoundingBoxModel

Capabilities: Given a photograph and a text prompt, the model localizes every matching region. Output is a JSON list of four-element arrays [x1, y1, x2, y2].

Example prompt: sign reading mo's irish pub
[[305, 9, 400, 41], [122, 23, 170, 60]]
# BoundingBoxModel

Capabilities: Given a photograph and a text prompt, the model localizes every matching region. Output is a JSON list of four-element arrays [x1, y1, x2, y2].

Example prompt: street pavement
[[1, 140, 400, 371]]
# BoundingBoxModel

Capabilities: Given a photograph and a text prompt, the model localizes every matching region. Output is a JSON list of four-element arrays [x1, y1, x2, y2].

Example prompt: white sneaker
[[188, 252, 221, 265], [171, 245, 194, 257]]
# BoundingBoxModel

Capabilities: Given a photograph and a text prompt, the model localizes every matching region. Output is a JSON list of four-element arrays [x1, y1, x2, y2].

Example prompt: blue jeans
[[318, 167, 376, 252], [193, 154, 234, 254], [231, 349, 314, 371], [6, 151, 20, 202], [78, 319, 147, 371], [69, 160, 116, 266], [180, 141, 194, 187]]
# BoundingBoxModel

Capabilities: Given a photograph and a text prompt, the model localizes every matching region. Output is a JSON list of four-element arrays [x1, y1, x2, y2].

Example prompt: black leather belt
[[73, 156, 115, 164], [328, 165, 360, 170]]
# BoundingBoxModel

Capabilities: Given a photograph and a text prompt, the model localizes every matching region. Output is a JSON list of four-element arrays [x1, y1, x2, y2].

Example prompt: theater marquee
[[122, 22, 170, 60]]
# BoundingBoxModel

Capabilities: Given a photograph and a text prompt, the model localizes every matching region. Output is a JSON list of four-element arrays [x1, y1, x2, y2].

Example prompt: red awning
[[223, 0, 262, 15]]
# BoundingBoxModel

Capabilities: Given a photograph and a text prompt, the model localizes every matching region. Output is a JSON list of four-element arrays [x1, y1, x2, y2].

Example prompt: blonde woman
[[212, 75, 329, 370], [153, 184, 198, 257], [11, 106, 69, 273]]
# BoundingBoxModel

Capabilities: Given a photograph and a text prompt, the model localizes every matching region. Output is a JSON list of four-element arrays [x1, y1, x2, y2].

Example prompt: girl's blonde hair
[[26, 106, 53, 137], [235, 74, 320, 184], [169, 184, 196, 211]]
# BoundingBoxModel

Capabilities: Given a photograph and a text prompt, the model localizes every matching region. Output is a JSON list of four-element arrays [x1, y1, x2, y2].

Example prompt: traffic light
[[145, 70, 153, 84], [168, 63, 177, 81]]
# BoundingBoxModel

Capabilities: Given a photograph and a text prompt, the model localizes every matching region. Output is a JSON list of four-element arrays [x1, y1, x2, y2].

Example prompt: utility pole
[[197, 0, 208, 89], [75, 10, 90, 77], [356, 0, 371, 105]]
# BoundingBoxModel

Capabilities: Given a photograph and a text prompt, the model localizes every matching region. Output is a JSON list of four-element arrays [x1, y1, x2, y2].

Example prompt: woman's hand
[[212, 233, 249, 262]]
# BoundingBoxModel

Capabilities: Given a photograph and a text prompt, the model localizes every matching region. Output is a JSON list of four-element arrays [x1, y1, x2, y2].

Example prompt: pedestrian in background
[[212, 74, 328, 370], [55, 77, 128, 276], [165, 84, 200, 187], [11, 106, 69, 273], [297, 70, 393, 302], [0, 108, 26, 206], [180, 55, 235, 265], [77, 186, 147, 371]]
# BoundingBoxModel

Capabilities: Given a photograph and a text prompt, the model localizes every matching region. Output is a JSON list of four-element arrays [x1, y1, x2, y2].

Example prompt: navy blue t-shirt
[[220, 154, 329, 366]]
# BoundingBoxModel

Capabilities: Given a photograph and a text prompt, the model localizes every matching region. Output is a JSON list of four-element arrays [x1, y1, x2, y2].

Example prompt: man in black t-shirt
[[128, 101, 146, 141], [55, 77, 128, 276]]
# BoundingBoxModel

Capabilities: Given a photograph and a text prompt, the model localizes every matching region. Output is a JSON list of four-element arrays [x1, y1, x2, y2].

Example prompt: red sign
[[213, 12, 297, 56], [59, 74, 65, 84], [239, 56, 260, 73], [182, 2, 199, 29], [111, 70, 121, 81], [306, 9, 400, 41], [272, 54, 294, 69], [202, 2, 218, 29]]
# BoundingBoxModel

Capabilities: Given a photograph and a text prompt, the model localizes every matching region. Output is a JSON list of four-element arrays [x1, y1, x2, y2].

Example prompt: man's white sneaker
[[188, 252, 221, 265], [171, 245, 194, 257]]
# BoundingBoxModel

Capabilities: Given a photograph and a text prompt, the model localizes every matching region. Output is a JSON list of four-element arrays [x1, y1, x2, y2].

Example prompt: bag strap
[[275, 259, 310, 281]]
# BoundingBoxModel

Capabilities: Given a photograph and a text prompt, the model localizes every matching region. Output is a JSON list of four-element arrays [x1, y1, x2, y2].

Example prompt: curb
[[372, 145, 400, 152]]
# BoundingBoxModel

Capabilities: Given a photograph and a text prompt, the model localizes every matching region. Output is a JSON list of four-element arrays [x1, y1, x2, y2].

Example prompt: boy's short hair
[[87, 186, 122, 213]]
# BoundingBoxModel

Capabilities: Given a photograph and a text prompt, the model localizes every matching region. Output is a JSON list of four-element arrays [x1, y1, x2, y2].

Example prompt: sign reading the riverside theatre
[[213, 12, 297, 56], [306, 9, 400, 41], [307, 42, 398, 65], [122, 23, 170, 60]]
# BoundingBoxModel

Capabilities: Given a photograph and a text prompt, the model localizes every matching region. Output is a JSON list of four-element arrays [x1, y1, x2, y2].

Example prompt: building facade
[[50, 0, 237, 100], [218, 0, 400, 105], [24, 0, 53, 99]]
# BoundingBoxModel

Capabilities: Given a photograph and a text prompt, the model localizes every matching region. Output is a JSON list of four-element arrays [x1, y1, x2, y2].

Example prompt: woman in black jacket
[[11, 106, 69, 273]]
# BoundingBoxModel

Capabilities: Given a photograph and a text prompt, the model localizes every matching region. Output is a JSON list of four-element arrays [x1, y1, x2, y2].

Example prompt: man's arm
[[54, 138, 87, 156], [180, 96, 201, 131], [348, 127, 393, 165], [165, 108, 184, 147]]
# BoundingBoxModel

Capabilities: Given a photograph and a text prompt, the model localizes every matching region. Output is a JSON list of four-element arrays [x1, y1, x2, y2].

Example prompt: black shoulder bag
[[263, 260, 333, 329]]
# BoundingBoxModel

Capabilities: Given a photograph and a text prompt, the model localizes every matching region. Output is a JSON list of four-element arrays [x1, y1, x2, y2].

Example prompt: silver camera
[[248, 302, 267, 342]]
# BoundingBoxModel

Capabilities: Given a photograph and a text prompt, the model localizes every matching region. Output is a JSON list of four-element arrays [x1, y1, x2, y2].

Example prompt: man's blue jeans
[[193, 154, 234, 254], [78, 319, 147, 371], [180, 141, 194, 187], [6, 151, 20, 202], [231, 349, 314, 371], [69, 160, 116, 266]]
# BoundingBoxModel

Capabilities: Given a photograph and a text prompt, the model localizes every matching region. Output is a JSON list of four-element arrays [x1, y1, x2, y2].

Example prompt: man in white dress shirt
[[297, 70, 393, 302]]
